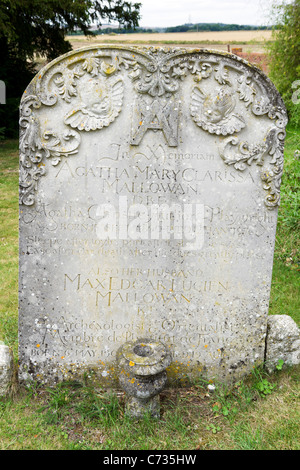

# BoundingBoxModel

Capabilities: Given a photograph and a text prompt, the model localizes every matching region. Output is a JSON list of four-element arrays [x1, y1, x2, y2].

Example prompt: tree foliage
[[165, 23, 270, 33], [0, 0, 141, 136], [268, 0, 300, 126], [0, 0, 141, 60]]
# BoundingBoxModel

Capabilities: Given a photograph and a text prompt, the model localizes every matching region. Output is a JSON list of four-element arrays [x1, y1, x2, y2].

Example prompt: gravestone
[[18, 46, 287, 386], [0, 80, 6, 104], [0, 342, 14, 396]]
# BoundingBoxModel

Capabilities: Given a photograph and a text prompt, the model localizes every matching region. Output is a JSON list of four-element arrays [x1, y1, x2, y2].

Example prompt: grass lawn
[[0, 124, 299, 450]]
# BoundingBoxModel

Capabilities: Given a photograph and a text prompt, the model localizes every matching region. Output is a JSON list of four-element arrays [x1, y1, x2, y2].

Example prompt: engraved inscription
[[19, 47, 287, 207], [19, 46, 287, 385]]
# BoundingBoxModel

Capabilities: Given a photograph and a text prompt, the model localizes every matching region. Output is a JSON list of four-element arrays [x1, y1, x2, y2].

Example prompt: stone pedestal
[[265, 315, 300, 373], [117, 338, 172, 418]]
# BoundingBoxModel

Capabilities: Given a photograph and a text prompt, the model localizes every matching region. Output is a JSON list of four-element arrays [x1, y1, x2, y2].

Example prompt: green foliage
[[278, 129, 300, 232], [276, 359, 285, 370], [0, 1, 141, 60], [267, 0, 300, 126], [250, 366, 279, 398], [39, 380, 123, 426], [206, 423, 221, 434], [271, 127, 300, 288], [230, 425, 265, 450], [0, 0, 141, 138], [253, 378, 276, 397]]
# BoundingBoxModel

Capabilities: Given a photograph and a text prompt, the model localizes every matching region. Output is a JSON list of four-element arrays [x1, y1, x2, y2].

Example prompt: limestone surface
[[0, 343, 14, 396], [265, 315, 300, 372], [18, 46, 288, 385]]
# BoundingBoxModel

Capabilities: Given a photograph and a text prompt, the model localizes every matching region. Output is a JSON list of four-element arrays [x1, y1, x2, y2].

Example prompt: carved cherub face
[[64, 75, 124, 131], [81, 77, 112, 118], [203, 89, 235, 124], [190, 85, 246, 135]]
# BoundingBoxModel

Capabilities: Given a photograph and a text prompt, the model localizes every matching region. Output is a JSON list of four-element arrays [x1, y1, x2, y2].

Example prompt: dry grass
[[67, 30, 272, 53]]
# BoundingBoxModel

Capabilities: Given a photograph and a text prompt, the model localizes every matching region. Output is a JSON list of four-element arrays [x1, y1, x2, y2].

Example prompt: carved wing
[[190, 86, 206, 117], [190, 86, 246, 135], [220, 113, 246, 135], [64, 79, 124, 131]]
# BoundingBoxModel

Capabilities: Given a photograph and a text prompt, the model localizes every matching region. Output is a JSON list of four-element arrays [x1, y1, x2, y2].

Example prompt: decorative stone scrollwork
[[19, 46, 287, 208], [219, 125, 286, 208], [19, 95, 80, 206]]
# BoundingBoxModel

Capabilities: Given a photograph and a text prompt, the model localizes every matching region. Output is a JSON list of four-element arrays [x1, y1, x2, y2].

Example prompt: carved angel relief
[[19, 56, 124, 205], [64, 75, 124, 131], [187, 56, 287, 208], [190, 85, 246, 135]]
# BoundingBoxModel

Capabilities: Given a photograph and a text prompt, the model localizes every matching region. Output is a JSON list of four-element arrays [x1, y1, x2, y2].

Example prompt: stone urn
[[116, 338, 172, 419]]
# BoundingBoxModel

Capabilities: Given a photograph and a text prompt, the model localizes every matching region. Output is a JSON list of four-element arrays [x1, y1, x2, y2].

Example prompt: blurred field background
[[66, 29, 272, 73]]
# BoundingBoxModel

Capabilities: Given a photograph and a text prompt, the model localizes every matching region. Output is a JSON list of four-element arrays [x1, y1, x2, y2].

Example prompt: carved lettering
[[19, 45, 287, 385]]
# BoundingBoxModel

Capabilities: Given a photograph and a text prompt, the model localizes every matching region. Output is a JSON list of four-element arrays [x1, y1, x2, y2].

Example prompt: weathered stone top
[[19, 45, 287, 210], [116, 338, 172, 376]]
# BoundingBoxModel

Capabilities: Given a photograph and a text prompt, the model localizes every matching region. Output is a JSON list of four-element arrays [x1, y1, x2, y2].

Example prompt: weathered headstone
[[19, 46, 287, 386], [265, 315, 300, 373], [0, 342, 14, 396], [0, 80, 5, 104]]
